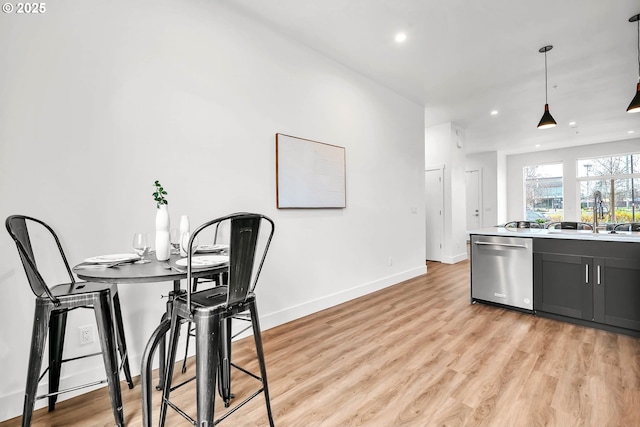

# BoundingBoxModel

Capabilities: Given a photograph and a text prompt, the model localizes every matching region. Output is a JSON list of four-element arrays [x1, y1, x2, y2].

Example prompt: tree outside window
[[577, 154, 639, 224]]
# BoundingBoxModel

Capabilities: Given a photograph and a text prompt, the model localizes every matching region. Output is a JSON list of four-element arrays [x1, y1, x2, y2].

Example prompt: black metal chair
[[546, 221, 593, 230], [158, 213, 275, 427], [613, 222, 640, 231], [503, 221, 543, 229], [5, 215, 133, 427]]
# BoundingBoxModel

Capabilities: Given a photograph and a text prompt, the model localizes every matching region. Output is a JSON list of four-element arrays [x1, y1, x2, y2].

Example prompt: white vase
[[179, 215, 190, 257], [155, 204, 171, 261]]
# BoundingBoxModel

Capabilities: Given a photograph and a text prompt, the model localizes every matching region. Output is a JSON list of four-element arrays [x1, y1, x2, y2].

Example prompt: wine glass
[[132, 233, 151, 263], [170, 229, 181, 255], [180, 231, 199, 257]]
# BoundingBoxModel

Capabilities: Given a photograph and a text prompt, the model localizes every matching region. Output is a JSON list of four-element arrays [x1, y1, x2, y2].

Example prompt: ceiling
[[222, 0, 639, 155]]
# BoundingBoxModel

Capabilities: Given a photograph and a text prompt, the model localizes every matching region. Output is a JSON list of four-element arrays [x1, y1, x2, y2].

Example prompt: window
[[523, 163, 563, 222], [577, 153, 640, 224]]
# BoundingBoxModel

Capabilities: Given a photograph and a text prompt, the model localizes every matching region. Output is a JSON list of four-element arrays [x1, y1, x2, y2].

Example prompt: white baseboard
[[258, 265, 427, 331], [441, 252, 468, 264]]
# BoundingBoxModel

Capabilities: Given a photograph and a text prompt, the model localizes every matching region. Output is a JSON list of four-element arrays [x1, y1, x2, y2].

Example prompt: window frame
[[522, 162, 564, 222], [576, 152, 640, 224]]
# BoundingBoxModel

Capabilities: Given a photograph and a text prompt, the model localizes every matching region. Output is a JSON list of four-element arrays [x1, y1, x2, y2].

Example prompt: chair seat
[[49, 281, 117, 298], [178, 287, 256, 317], [189, 286, 228, 306]]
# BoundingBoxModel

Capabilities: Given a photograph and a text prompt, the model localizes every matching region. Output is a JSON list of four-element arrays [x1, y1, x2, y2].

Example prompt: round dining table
[[73, 254, 228, 427]]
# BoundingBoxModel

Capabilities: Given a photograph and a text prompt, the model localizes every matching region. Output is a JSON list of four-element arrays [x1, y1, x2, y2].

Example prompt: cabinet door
[[534, 252, 593, 320], [594, 257, 640, 331]]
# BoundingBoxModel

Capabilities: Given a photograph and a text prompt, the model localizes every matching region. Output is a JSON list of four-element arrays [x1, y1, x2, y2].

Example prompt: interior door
[[425, 168, 444, 262], [465, 170, 481, 231]]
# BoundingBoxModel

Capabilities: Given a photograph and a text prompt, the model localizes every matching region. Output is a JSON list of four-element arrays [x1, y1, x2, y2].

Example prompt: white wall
[[497, 152, 508, 224], [0, 0, 426, 420], [425, 122, 467, 263], [506, 138, 640, 221]]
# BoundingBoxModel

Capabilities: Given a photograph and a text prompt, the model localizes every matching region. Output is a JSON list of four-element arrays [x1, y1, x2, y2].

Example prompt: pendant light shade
[[538, 104, 557, 129], [537, 45, 556, 129], [628, 83, 640, 113], [628, 14, 640, 113]]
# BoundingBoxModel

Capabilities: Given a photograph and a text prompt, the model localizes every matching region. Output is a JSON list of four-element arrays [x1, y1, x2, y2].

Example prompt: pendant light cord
[[636, 17, 639, 80], [544, 50, 549, 103]]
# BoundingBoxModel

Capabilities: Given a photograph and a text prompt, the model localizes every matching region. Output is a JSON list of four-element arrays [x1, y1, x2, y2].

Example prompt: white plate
[[196, 244, 229, 253], [84, 253, 140, 264], [176, 255, 229, 268]]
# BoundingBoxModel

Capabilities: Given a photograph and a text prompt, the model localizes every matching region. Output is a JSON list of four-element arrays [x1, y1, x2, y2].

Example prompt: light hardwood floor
[[2, 260, 640, 426]]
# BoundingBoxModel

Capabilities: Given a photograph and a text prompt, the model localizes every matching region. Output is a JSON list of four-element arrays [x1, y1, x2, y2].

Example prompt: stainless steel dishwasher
[[470, 234, 533, 311]]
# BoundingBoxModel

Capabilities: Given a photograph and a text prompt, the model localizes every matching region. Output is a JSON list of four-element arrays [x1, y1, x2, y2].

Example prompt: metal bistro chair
[[503, 221, 543, 229], [158, 213, 275, 427], [546, 221, 593, 230], [5, 215, 133, 427], [613, 222, 640, 231]]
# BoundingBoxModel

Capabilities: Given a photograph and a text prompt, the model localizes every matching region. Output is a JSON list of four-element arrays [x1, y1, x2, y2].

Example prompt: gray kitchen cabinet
[[534, 238, 640, 334], [534, 251, 593, 320], [593, 256, 640, 331]]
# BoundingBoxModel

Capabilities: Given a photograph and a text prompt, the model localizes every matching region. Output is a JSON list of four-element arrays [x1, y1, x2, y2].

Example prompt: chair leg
[[180, 321, 193, 374], [249, 301, 275, 427], [159, 309, 182, 427], [181, 277, 200, 374], [47, 310, 67, 411], [218, 317, 233, 407], [112, 292, 134, 389], [94, 293, 124, 427], [141, 318, 171, 427], [22, 302, 50, 427], [156, 305, 171, 391], [195, 310, 219, 427]]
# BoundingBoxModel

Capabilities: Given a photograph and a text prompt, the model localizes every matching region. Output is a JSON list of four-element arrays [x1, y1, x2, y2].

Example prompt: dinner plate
[[84, 253, 140, 264], [176, 255, 229, 268], [196, 244, 229, 253]]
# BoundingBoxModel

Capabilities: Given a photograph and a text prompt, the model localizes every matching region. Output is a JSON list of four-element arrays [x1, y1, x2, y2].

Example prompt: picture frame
[[275, 133, 346, 209]]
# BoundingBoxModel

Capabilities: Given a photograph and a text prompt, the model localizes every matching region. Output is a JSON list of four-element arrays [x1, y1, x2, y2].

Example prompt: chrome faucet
[[593, 190, 602, 233]]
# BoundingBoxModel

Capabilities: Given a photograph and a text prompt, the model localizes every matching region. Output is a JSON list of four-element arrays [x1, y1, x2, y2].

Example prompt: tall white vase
[[155, 204, 171, 261], [179, 215, 190, 257]]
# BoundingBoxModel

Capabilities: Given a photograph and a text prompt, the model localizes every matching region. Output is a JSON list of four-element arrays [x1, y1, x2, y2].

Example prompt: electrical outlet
[[388, 257, 393, 266], [79, 325, 94, 345]]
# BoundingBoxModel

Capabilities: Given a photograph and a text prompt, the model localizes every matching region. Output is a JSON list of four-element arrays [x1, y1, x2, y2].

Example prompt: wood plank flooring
[[2, 260, 640, 426]]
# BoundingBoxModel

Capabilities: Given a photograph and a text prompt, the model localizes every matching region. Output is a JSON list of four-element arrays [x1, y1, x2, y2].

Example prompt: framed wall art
[[275, 133, 346, 208]]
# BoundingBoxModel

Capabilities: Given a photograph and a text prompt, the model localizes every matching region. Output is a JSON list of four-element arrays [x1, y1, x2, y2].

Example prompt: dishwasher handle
[[473, 241, 529, 249]]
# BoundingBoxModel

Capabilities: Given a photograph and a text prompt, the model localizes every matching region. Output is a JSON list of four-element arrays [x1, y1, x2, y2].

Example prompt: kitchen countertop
[[468, 227, 640, 243]]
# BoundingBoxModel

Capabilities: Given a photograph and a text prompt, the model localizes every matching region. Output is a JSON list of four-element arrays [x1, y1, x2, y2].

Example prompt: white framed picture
[[276, 133, 346, 209]]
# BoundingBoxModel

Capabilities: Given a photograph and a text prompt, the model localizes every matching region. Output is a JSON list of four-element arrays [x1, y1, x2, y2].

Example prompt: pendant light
[[627, 14, 640, 113], [537, 45, 557, 129]]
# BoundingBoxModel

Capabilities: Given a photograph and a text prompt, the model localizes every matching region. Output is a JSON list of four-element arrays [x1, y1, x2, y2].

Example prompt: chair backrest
[[186, 213, 274, 309], [613, 223, 640, 231], [503, 221, 542, 229], [546, 221, 592, 230], [5, 215, 75, 303]]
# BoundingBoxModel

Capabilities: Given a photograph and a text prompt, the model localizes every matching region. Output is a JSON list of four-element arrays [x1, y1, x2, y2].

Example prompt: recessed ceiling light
[[395, 33, 407, 43], [629, 130, 635, 134], [535, 144, 541, 148], [490, 110, 499, 115], [569, 121, 576, 126]]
